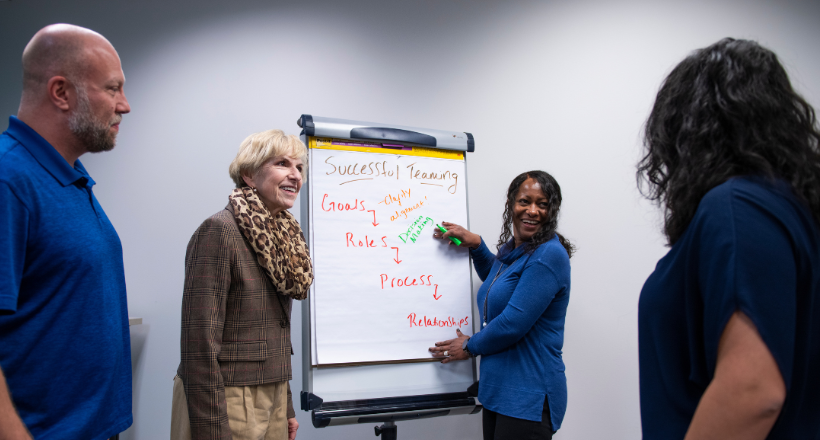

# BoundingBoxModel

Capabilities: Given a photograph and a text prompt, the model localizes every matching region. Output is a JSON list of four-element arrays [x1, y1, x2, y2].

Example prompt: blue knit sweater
[[465, 235, 571, 430]]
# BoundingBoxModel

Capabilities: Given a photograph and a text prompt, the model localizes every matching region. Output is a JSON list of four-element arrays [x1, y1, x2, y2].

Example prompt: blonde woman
[[172, 130, 313, 440]]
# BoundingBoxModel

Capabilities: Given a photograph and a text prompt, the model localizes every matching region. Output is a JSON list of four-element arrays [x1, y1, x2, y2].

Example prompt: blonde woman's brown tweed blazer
[[178, 206, 297, 439]]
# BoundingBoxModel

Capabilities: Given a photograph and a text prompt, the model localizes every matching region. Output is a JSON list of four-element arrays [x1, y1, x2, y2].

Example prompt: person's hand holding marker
[[435, 224, 462, 246], [433, 221, 481, 249]]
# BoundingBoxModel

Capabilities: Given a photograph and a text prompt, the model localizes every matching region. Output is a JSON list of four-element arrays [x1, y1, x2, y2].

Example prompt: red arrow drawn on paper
[[433, 284, 442, 300], [391, 247, 402, 264], [367, 210, 379, 226]]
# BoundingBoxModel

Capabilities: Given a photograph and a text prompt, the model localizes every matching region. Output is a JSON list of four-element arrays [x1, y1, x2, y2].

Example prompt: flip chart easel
[[297, 115, 480, 437]]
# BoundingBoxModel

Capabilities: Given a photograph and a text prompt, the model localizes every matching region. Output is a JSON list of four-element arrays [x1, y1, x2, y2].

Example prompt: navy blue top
[[466, 235, 571, 429], [639, 176, 820, 439], [0, 116, 132, 439]]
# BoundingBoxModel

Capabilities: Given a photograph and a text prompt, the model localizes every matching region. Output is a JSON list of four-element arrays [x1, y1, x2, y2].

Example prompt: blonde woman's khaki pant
[[171, 375, 288, 440]]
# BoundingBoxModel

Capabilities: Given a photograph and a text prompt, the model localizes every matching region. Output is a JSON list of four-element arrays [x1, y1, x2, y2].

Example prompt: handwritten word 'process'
[[379, 274, 440, 300]]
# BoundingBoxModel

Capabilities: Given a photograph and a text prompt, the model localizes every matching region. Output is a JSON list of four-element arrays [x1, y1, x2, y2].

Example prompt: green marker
[[436, 224, 462, 246]]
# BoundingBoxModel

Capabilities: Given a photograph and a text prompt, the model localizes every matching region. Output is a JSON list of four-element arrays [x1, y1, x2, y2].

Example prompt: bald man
[[0, 24, 132, 440]]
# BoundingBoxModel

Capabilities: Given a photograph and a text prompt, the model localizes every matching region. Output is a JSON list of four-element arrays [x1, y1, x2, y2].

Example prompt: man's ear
[[242, 173, 255, 188], [46, 76, 72, 111]]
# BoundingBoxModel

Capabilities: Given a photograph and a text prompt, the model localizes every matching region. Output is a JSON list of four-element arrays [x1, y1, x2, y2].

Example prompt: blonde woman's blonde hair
[[228, 129, 308, 188]]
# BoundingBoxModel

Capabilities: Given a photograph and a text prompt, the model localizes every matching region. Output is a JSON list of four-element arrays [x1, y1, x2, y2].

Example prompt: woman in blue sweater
[[429, 170, 574, 440]]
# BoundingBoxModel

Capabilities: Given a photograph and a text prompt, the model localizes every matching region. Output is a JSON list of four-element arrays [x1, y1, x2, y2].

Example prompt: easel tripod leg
[[374, 421, 398, 440]]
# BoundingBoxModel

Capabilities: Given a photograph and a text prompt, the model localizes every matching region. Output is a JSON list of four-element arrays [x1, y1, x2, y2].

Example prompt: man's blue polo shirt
[[0, 116, 132, 439]]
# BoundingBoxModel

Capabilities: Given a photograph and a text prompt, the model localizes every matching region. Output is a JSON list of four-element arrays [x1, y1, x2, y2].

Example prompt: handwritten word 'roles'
[[407, 313, 469, 328], [346, 233, 387, 248]]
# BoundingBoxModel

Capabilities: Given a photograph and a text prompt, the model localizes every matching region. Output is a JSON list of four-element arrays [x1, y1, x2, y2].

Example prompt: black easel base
[[375, 421, 398, 440]]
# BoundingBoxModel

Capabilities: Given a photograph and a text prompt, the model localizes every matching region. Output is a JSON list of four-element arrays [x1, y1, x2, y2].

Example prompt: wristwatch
[[462, 337, 476, 358]]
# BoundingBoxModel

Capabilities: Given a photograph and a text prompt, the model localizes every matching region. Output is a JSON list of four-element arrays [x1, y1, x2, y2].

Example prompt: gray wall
[[1, 1, 819, 439]]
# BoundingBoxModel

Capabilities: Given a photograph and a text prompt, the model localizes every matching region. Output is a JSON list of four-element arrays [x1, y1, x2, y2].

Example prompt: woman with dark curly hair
[[637, 38, 820, 439], [428, 170, 574, 440]]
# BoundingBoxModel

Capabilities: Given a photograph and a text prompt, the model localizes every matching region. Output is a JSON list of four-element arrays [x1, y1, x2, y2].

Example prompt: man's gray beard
[[67, 85, 117, 153]]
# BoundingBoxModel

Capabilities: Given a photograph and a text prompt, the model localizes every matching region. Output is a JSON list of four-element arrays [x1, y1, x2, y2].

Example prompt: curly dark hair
[[638, 38, 820, 245], [497, 170, 575, 258]]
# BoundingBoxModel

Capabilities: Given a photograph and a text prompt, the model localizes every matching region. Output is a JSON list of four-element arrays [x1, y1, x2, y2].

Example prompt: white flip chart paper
[[307, 141, 473, 365]]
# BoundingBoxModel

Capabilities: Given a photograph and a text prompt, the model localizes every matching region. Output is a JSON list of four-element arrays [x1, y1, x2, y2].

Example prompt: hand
[[429, 329, 471, 364], [288, 417, 299, 440], [433, 222, 481, 249]]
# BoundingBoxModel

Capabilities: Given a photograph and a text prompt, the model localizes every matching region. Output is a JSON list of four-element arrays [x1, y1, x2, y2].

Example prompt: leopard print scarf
[[229, 187, 313, 300]]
